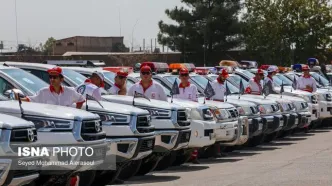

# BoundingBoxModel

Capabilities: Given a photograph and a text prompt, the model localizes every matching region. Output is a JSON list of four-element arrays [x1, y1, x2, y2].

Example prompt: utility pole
[[143, 39, 145, 52], [155, 38, 157, 50], [150, 39, 153, 53]]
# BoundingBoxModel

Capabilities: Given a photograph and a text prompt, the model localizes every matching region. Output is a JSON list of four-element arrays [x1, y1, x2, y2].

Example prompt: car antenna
[[85, 94, 89, 111], [13, 90, 25, 118], [3, 63, 9, 67], [86, 94, 104, 109]]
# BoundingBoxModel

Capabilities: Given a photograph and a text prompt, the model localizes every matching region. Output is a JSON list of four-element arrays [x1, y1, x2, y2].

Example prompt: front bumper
[[214, 120, 238, 142], [0, 159, 39, 186], [309, 103, 319, 121], [154, 130, 179, 152], [217, 117, 249, 146], [283, 113, 299, 130], [248, 117, 264, 137], [262, 114, 284, 134], [318, 101, 332, 119], [297, 111, 312, 128], [188, 120, 216, 148], [172, 129, 191, 150]]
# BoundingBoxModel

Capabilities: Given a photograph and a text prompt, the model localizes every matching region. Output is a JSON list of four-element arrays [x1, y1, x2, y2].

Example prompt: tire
[[136, 159, 159, 176], [117, 160, 142, 180], [247, 134, 264, 147], [91, 170, 119, 185], [154, 153, 175, 171], [223, 146, 235, 153], [172, 151, 192, 166], [264, 132, 278, 143], [78, 170, 96, 186]]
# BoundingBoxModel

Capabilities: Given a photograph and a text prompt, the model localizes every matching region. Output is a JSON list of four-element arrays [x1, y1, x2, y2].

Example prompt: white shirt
[[174, 83, 198, 102], [127, 81, 168, 101], [27, 86, 85, 106], [246, 78, 263, 95], [76, 82, 102, 101], [108, 85, 120, 95], [210, 80, 226, 101], [263, 76, 277, 93], [297, 76, 317, 92]]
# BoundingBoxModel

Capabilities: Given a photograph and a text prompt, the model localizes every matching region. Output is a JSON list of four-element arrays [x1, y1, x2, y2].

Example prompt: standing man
[[108, 71, 128, 95], [17, 67, 85, 108], [245, 69, 264, 95], [297, 65, 317, 93], [127, 65, 167, 101], [76, 71, 105, 101], [210, 69, 229, 102], [173, 68, 198, 102], [264, 66, 278, 94]]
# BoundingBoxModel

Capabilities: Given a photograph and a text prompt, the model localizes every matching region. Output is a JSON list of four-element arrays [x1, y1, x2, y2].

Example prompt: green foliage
[[158, 0, 243, 63], [42, 37, 56, 55]]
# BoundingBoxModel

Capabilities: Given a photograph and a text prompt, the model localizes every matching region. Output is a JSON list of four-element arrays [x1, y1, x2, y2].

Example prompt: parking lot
[[125, 128, 332, 186]]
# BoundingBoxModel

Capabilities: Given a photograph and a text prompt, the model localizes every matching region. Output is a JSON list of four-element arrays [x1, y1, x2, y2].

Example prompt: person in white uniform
[[17, 66, 85, 108], [76, 71, 105, 101], [127, 65, 168, 101], [108, 70, 128, 95], [174, 68, 198, 102], [210, 69, 229, 102], [245, 69, 264, 95], [297, 65, 317, 93], [264, 66, 278, 94]]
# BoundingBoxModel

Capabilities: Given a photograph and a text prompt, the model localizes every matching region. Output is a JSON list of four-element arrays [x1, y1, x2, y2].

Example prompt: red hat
[[220, 69, 229, 78], [257, 69, 264, 74], [179, 68, 189, 75], [140, 65, 152, 73], [117, 71, 128, 77], [47, 67, 63, 76], [302, 65, 310, 71]]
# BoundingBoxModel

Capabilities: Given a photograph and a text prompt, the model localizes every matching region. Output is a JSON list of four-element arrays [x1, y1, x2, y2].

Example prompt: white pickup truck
[[0, 113, 40, 186]]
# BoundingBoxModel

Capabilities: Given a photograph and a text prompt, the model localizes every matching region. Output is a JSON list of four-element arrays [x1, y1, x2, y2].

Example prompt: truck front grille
[[139, 138, 155, 152], [271, 104, 280, 112], [136, 115, 154, 133], [177, 110, 190, 127], [11, 128, 37, 142], [227, 109, 239, 118], [250, 106, 259, 114], [81, 120, 106, 141], [179, 131, 191, 143]]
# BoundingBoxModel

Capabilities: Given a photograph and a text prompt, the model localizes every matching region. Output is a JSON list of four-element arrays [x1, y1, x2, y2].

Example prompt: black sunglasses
[[141, 72, 151, 75], [180, 74, 189, 77], [49, 75, 60, 79]]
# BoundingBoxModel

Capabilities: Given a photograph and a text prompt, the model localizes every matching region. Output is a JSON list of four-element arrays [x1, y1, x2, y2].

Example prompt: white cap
[[267, 66, 278, 73], [92, 71, 105, 81]]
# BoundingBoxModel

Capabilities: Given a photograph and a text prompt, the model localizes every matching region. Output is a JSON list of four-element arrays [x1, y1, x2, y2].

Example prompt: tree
[[158, 0, 243, 64], [112, 43, 129, 52], [243, 0, 332, 65], [43, 37, 56, 55]]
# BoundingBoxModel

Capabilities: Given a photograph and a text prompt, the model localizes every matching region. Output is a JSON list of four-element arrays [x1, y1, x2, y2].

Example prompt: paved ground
[[124, 127, 332, 186]]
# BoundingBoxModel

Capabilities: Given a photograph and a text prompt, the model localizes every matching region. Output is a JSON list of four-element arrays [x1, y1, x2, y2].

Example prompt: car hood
[[169, 98, 210, 110], [222, 98, 257, 107], [102, 95, 183, 110], [0, 113, 35, 129], [201, 100, 235, 109], [276, 86, 314, 96], [0, 100, 99, 121], [230, 95, 277, 104], [266, 94, 306, 102], [83, 100, 149, 116]]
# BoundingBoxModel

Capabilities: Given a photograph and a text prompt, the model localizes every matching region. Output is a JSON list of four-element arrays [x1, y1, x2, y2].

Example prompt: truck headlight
[[258, 105, 272, 114], [202, 108, 214, 121], [237, 107, 245, 116], [142, 108, 171, 119], [99, 113, 130, 125], [237, 106, 251, 116], [311, 95, 318, 103], [214, 109, 231, 120], [326, 93, 332, 101], [25, 117, 74, 131], [278, 103, 289, 112], [185, 108, 192, 119]]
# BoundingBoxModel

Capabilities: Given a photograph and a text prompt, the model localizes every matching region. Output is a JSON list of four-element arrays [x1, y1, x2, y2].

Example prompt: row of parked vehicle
[[0, 61, 331, 186]]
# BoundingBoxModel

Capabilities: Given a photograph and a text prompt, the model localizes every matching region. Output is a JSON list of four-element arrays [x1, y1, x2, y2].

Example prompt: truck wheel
[[78, 170, 96, 186], [154, 152, 175, 171], [172, 152, 191, 166], [247, 134, 264, 147], [91, 170, 119, 185], [264, 132, 278, 143], [223, 146, 235, 153], [136, 159, 158, 176], [117, 160, 142, 180]]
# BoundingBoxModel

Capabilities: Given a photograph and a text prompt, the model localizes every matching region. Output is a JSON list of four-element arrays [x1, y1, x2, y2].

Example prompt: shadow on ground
[[240, 146, 281, 151], [199, 158, 243, 164], [159, 165, 210, 173], [227, 151, 260, 157], [126, 175, 180, 184], [261, 142, 295, 146], [276, 137, 308, 141]]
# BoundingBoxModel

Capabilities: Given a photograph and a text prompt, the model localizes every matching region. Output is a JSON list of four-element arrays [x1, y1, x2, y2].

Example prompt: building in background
[[53, 36, 129, 55]]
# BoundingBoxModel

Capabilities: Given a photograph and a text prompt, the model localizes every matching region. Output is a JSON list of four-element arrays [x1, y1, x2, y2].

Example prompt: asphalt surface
[[123, 127, 332, 186]]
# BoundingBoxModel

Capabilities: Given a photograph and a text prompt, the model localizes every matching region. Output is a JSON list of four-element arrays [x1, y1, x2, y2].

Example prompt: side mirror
[[4, 89, 25, 100]]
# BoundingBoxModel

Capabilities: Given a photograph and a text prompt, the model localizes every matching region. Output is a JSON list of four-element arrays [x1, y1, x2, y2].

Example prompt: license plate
[[259, 124, 263, 130]]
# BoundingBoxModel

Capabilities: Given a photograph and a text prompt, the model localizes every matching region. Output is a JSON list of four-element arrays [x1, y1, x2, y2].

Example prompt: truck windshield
[[103, 71, 116, 83], [275, 74, 293, 86], [311, 72, 329, 86], [62, 69, 87, 86], [0, 68, 48, 94]]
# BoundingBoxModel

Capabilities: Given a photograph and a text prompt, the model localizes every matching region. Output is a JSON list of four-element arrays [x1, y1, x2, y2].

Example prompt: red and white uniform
[[246, 77, 263, 95], [27, 86, 85, 106], [174, 82, 198, 102], [108, 84, 121, 95], [211, 79, 226, 101], [76, 79, 103, 101], [127, 80, 168, 101], [297, 75, 317, 93], [263, 75, 277, 92]]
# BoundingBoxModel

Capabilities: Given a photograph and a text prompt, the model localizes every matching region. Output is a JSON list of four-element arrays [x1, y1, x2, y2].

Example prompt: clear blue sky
[[0, 0, 181, 50]]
